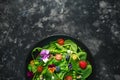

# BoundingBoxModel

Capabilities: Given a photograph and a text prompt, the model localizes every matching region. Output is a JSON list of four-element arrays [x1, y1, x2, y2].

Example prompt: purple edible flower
[[39, 50, 50, 63], [27, 71, 34, 78], [48, 64, 55, 68]]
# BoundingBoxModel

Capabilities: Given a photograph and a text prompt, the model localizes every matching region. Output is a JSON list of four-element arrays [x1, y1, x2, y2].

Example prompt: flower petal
[[42, 58, 48, 63], [45, 50, 49, 54], [40, 50, 46, 56]]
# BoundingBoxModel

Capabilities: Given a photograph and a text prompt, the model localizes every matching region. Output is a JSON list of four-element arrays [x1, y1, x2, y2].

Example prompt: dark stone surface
[[0, 0, 120, 80]]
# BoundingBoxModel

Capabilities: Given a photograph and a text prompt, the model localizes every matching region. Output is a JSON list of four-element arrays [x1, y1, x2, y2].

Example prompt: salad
[[27, 38, 92, 80]]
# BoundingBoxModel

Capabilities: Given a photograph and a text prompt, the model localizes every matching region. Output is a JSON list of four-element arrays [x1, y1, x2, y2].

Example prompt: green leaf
[[78, 52, 87, 60], [32, 47, 42, 53], [28, 64, 32, 71], [56, 71, 66, 79], [42, 44, 50, 49], [48, 41, 56, 50], [71, 58, 79, 71], [81, 65, 92, 79], [64, 40, 77, 52], [44, 71, 52, 80], [31, 65, 37, 73], [41, 66, 48, 74], [55, 43, 66, 51]]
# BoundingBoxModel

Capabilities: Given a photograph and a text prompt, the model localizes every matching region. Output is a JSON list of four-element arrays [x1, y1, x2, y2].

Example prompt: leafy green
[[78, 52, 87, 60], [64, 40, 77, 52], [81, 65, 92, 79], [71, 58, 79, 71], [56, 71, 66, 79], [48, 41, 56, 50], [28, 39, 92, 80], [32, 47, 42, 53], [55, 43, 66, 51]]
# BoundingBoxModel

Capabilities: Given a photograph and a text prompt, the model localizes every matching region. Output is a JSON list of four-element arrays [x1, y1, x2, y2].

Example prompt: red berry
[[57, 38, 64, 45], [79, 61, 87, 69], [65, 75, 72, 80]]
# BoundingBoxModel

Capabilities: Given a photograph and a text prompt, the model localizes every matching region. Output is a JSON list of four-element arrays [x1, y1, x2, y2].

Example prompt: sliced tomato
[[65, 75, 73, 80], [79, 60, 87, 69], [37, 66, 43, 72], [57, 38, 64, 45]]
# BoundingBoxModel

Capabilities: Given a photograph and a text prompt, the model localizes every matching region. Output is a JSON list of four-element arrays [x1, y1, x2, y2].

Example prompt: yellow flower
[[72, 54, 78, 60], [48, 67, 56, 73], [30, 60, 34, 66], [48, 64, 56, 73]]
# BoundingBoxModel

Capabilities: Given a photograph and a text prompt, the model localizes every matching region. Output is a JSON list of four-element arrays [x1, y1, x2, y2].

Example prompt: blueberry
[[68, 63, 72, 70], [56, 66, 60, 72]]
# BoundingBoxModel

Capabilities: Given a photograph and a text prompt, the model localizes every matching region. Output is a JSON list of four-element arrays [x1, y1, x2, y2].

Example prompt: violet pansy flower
[[40, 50, 50, 63]]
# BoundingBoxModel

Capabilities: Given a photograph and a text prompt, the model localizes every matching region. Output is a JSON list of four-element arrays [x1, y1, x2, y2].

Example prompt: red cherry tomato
[[65, 75, 73, 80], [37, 66, 43, 72], [79, 61, 87, 69], [57, 38, 64, 45]]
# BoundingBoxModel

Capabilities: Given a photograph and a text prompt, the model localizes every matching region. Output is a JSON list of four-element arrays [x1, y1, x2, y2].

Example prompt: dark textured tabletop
[[0, 0, 120, 80]]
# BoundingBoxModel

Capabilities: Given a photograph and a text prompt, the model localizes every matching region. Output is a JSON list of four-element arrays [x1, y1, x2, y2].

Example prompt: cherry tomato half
[[37, 66, 43, 72], [57, 38, 64, 45], [65, 75, 73, 80], [79, 60, 87, 69]]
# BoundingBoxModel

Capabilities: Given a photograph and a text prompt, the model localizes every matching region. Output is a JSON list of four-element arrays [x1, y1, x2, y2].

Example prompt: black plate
[[25, 35, 96, 80]]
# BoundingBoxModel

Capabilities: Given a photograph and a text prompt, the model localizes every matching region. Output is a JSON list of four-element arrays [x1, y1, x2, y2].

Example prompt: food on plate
[[27, 39, 92, 80]]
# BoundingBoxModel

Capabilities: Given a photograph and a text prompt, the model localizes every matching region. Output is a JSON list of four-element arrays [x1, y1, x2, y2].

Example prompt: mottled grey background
[[0, 0, 120, 80]]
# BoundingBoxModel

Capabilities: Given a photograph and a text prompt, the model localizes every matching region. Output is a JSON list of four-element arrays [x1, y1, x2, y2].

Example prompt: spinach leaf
[[56, 71, 66, 80], [32, 47, 42, 53], [78, 52, 87, 60], [64, 40, 77, 52], [48, 41, 56, 50], [55, 43, 66, 51], [81, 65, 92, 79], [71, 58, 79, 71]]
